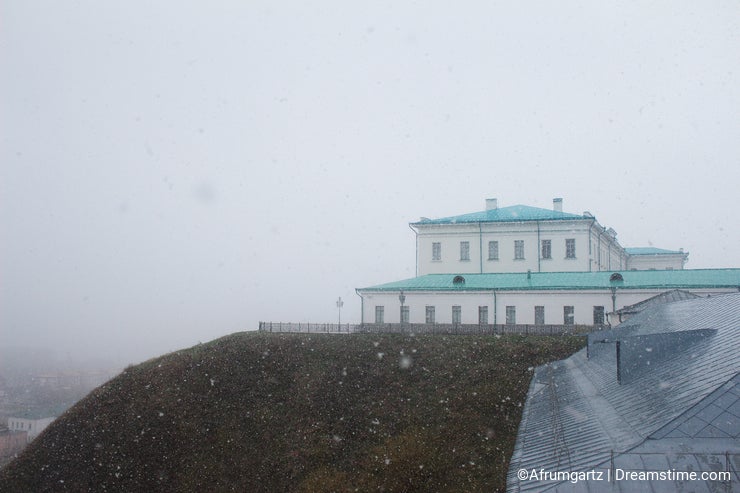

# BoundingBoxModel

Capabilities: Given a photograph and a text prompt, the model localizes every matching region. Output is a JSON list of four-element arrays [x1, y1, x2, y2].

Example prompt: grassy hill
[[0, 332, 583, 492]]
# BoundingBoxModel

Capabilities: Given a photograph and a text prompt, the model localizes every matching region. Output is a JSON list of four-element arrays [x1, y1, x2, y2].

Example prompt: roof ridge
[[411, 203, 587, 225]]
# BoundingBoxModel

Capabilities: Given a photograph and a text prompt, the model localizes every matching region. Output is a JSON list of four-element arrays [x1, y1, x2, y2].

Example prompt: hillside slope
[[0, 332, 583, 492]]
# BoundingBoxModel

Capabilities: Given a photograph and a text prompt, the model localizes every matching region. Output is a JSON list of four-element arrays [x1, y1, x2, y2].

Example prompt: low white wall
[[360, 288, 736, 325]]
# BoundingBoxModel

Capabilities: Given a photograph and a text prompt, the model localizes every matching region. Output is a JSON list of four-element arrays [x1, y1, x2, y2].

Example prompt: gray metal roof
[[507, 293, 740, 492], [615, 289, 700, 317]]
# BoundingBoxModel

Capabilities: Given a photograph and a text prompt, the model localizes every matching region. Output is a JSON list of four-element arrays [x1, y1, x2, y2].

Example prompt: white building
[[7, 414, 55, 443], [357, 199, 739, 327], [410, 198, 686, 276]]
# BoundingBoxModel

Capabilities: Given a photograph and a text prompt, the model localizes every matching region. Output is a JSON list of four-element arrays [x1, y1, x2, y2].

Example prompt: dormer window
[[453, 275, 465, 285]]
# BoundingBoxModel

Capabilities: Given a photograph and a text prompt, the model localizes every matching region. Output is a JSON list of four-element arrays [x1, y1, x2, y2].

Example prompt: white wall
[[627, 255, 686, 271], [361, 291, 495, 324], [8, 416, 55, 442], [415, 220, 597, 275], [360, 288, 738, 325], [411, 206, 693, 276], [588, 227, 627, 271]]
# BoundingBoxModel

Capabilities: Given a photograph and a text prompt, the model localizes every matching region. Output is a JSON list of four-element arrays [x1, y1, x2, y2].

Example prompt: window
[[506, 306, 516, 325], [425, 306, 436, 324], [564, 306, 574, 325], [400, 306, 409, 324], [452, 305, 461, 324], [541, 240, 551, 259], [460, 241, 470, 261], [432, 242, 441, 261], [566, 239, 576, 259], [478, 306, 488, 325], [488, 240, 499, 260], [375, 306, 384, 323], [593, 306, 605, 325], [535, 306, 545, 325], [514, 240, 525, 260]]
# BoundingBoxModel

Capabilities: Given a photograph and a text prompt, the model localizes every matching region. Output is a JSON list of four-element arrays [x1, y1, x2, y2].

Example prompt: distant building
[[624, 247, 688, 271], [507, 292, 740, 492], [0, 374, 7, 400], [410, 198, 688, 276], [31, 370, 115, 390], [357, 198, 738, 326], [7, 411, 57, 443], [0, 428, 28, 461]]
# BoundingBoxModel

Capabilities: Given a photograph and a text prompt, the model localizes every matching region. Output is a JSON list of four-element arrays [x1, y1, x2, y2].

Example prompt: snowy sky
[[2, 0, 739, 366]]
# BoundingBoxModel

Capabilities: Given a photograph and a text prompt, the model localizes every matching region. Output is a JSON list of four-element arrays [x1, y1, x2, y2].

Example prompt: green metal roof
[[411, 204, 587, 225], [358, 269, 740, 292], [10, 404, 68, 420], [625, 247, 686, 255]]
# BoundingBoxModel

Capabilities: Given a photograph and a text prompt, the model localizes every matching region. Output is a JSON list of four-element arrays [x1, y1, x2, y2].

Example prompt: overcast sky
[[2, 1, 739, 367]]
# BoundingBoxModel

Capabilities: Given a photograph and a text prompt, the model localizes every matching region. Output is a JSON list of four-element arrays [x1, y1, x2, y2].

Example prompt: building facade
[[7, 415, 55, 443], [0, 429, 27, 463], [411, 198, 687, 276], [357, 199, 736, 326]]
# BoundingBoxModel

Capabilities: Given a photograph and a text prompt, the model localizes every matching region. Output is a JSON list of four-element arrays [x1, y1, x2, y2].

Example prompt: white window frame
[[541, 239, 551, 259], [452, 305, 462, 324], [514, 240, 525, 260], [488, 241, 499, 260], [375, 306, 384, 324], [564, 306, 574, 325], [425, 306, 436, 324], [566, 239, 576, 259], [432, 242, 441, 261], [400, 305, 409, 324], [535, 306, 545, 325], [593, 306, 605, 325], [478, 306, 489, 325], [460, 241, 470, 261]]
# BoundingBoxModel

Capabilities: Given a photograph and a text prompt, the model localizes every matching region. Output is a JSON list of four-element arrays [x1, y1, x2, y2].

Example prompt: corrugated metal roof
[[411, 204, 587, 225], [625, 247, 686, 255], [616, 289, 700, 316], [651, 373, 739, 440], [358, 269, 740, 292], [507, 293, 740, 492]]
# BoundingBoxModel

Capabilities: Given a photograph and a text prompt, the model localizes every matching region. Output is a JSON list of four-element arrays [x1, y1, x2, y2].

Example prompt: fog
[[2, 1, 739, 367]]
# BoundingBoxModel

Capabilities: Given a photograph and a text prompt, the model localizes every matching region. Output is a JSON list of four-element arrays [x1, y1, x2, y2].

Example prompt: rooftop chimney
[[553, 197, 563, 212], [486, 198, 498, 211]]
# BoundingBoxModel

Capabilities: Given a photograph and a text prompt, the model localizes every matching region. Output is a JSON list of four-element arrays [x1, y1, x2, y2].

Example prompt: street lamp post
[[610, 286, 617, 314], [608, 272, 623, 327], [336, 297, 344, 326], [398, 290, 406, 325]]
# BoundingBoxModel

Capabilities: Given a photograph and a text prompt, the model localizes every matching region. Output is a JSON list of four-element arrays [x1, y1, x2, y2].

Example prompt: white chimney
[[553, 198, 563, 212], [486, 198, 498, 211]]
